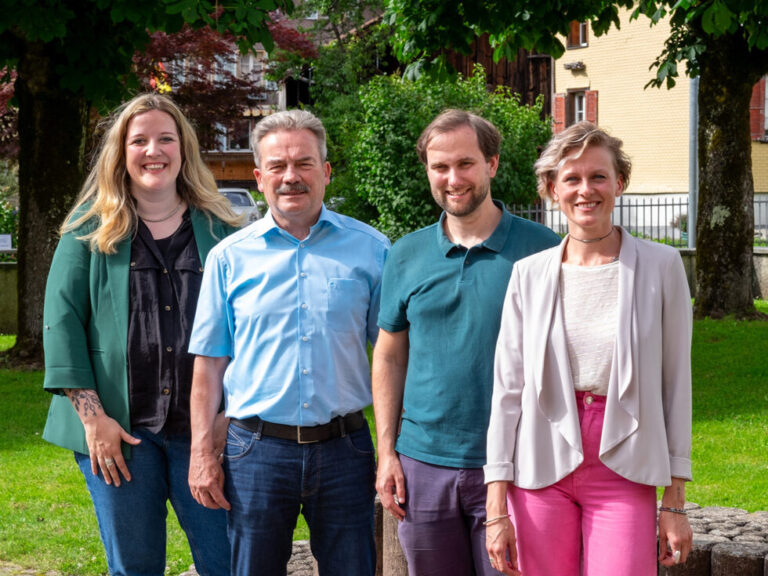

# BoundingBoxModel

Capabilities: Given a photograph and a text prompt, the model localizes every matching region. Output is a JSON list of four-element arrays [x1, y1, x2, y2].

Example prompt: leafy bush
[[306, 27, 395, 225], [352, 64, 550, 239]]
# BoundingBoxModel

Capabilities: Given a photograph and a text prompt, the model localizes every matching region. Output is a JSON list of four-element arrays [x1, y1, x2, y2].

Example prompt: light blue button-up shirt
[[189, 206, 390, 426]]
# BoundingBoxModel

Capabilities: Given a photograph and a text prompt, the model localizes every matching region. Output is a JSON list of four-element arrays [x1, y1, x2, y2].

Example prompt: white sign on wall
[[0, 234, 12, 250]]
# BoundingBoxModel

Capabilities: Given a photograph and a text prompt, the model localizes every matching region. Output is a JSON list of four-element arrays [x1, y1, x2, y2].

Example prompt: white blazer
[[485, 228, 692, 489]]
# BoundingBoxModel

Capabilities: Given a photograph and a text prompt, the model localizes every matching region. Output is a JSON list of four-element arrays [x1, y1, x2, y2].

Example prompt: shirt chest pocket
[[325, 278, 369, 334]]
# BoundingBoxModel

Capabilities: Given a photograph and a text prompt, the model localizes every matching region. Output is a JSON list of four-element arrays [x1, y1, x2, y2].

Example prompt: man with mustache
[[373, 109, 559, 575], [187, 109, 389, 576]]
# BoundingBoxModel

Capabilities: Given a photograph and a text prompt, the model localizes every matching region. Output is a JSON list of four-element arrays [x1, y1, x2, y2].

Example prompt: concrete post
[[375, 497, 384, 576], [382, 508, 409, 576]]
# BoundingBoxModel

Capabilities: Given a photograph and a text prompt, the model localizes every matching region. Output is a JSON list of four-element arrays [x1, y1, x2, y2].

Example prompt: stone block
[[658, 534, 728, 576], [711, 542, 768, 576]]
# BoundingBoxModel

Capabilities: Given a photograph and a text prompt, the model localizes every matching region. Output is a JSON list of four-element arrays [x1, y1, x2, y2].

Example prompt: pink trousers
[[508, 391, 657, 576]]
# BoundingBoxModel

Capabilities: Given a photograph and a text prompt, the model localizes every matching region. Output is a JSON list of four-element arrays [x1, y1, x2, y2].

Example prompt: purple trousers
[[508, 391, 657, 576], [398, 454, 496, 576]]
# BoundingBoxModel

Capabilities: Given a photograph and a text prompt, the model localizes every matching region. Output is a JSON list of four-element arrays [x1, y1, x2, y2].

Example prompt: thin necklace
[[570, 226, 615, 244], [138, 199, 183, 223]]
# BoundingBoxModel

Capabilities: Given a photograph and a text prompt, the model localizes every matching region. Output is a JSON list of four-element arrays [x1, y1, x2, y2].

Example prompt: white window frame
[[573, 92, 585, 123], [577, 22, 588, 47]]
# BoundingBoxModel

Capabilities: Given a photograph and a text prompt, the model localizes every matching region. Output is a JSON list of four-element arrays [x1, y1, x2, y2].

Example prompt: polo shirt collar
[[436, 199, 511, 255]]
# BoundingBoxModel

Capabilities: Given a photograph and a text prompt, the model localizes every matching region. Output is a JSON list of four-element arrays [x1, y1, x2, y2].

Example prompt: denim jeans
[[75, 428, 230, 576], [224, 421, 376, 576]]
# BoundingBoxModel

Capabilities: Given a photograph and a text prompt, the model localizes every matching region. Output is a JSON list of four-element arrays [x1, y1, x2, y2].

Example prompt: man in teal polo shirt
[[373, 109, 559, 575]]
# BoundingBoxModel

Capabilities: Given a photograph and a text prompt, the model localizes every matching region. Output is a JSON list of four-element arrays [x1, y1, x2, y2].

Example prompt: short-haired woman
[[484, 122, 693, 575]]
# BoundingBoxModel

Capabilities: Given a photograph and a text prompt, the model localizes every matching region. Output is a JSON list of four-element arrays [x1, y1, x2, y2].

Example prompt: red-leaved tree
[[134, 18, 317, 151], [0, 68, 18, 159]]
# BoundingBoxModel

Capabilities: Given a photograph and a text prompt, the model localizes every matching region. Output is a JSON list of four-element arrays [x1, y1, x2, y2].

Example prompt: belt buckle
[[297, 425, 319, 444]]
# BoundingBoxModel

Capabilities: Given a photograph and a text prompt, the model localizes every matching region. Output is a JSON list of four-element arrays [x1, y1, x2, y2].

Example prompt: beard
[[432, 178, 491, 217]]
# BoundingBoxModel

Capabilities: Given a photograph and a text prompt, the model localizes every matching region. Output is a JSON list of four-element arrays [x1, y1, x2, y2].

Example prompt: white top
[[559, 260, 619, 395]]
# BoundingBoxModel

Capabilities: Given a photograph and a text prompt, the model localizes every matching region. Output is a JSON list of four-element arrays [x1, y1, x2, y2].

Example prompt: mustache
[[276, 184, 310, 195]]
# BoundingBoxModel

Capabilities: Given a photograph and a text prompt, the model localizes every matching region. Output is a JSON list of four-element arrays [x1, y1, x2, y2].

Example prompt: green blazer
[[42, 207, 236, 456]]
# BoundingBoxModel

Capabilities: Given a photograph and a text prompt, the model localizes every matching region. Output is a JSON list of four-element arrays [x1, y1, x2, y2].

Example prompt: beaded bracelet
[[483, 515, 509, 526], [659, 506, 687, 515]]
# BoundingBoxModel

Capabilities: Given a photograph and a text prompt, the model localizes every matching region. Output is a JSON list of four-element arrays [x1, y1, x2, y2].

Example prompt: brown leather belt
[[231, 411, 366, 444]]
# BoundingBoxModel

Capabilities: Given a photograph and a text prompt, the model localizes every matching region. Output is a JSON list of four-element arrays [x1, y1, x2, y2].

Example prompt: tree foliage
[[633, 1, 768, 88], [385, 0, 635, 78], [631, 0, 768, 317], [385, 0, 768, 318], [135, 24, 278, 151], [268, 0, 394, 223], [0, 0, 291, 106], [354, 65, 549, 239], [0, 0, 292, 361]]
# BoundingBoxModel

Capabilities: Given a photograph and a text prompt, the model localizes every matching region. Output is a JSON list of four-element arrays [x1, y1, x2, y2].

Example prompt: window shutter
[[585, 90, 598, 124], [750, 77, 765, 140], [553, 93, 566, 134], [567, 21, 579, 47]]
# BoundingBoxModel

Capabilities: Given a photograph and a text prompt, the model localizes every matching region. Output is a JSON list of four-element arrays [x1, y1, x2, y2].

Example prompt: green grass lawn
[[1, 302, 768, 574], [685, 300, 768, 510], [0, 334, 314, 574]]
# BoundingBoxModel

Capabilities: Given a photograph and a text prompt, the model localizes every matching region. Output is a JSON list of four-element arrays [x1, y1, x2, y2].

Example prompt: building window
[[567, 21, 588, 48], [168, 59, 185, 87], [227, 120, 253, 151], [238, 53, 255, 78], [215, 54, 237, 84], [553, 90, 598, 133], [569, 92, 586, 124]]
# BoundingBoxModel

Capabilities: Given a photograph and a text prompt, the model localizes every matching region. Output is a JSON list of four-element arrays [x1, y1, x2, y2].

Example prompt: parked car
[[218, 188, 263, 224]]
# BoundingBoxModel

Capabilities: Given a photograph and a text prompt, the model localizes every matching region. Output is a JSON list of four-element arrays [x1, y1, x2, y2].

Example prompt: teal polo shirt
[[378, 201, 560, 468]]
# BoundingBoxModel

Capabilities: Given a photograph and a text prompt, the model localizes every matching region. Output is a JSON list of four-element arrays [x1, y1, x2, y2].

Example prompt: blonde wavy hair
[[534, 121, 632, 203], [62, 93, 242, 253]]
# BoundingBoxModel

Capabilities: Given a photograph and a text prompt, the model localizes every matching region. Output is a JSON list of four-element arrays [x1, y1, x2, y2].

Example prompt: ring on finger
[[104, 457, 115, 468], [673, 549, 681, 564]]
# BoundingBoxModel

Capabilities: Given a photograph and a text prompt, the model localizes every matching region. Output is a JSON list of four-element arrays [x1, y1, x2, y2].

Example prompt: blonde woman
[[42, 93, 241, 576], [485, 122, 693, 575]]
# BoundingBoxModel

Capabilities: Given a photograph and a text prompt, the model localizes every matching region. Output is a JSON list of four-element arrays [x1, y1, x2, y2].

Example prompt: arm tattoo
[[64, 389, 103, 418]]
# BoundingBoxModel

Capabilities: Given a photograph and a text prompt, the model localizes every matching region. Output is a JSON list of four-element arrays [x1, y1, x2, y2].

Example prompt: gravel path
[[0, 541, 316, 576], [3, 503, 768, 575]]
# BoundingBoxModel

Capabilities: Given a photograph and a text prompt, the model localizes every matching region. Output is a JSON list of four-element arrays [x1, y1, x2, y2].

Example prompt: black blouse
[[127, 211, 203, 435]]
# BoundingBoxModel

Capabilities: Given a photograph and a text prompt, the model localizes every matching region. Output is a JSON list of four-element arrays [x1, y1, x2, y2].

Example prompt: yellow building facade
[[553, 9, 768, 196]]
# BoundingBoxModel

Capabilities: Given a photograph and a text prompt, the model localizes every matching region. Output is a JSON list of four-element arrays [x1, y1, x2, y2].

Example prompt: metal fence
[[510, 195, 768, 248]]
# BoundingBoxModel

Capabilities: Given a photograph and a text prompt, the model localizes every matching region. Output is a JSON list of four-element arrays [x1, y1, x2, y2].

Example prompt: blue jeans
[[75, 428, 230, 576], [224, 421, 376, 576]]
